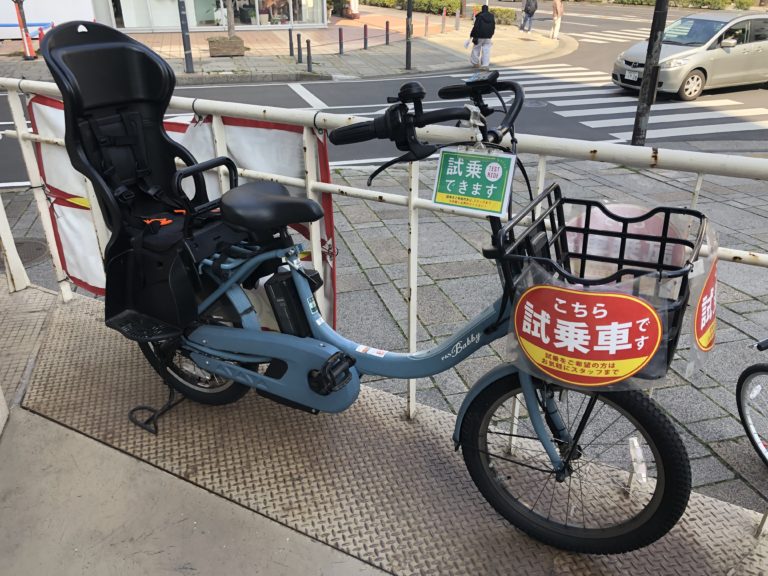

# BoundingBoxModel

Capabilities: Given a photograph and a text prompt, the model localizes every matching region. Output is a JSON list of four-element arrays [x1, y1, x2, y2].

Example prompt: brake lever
[[367, 150, 420, 186]]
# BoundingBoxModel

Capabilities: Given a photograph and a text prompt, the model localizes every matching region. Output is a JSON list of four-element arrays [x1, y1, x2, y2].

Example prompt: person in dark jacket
[[519, 0, 537, 33], [469, 5, 495, 69]]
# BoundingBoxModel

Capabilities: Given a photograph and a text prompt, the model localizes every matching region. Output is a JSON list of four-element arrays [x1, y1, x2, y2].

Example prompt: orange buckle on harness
[[143, 217, 174, 226]]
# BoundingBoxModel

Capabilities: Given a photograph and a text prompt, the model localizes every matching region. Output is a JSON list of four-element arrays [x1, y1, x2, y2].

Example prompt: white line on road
[[524, 83, 613, 93], [496, 71, 609, 81], [610, 120, 768, 140], [586, 108, 768, 128], [549, 96, 639, 106], [528, 89, 627, 99], [555, 99, 742, 117], [0, 181, 30, 188], [288, 83, 327, 109], [515, 76, 610, 86]]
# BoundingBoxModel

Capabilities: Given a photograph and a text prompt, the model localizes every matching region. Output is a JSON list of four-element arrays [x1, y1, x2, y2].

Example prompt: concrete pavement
[[0, 5, 575, 83], [3, 7, 768, 573]]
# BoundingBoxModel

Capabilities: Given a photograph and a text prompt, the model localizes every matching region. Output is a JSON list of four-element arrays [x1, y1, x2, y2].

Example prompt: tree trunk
[[226, 0, 236, 38]]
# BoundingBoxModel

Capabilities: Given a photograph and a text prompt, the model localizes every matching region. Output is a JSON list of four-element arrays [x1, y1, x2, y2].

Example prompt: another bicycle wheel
[[460, 376, 691, 554], [737, 364, 768, 468], [139, 285, 250, 406]]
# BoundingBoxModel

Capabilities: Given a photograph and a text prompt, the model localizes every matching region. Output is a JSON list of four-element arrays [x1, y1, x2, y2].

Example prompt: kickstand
[[128, 383, 185, 435]]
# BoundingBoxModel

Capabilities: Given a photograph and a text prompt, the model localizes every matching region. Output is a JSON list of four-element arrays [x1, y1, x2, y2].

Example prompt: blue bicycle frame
[[181, 241, 570, 475]]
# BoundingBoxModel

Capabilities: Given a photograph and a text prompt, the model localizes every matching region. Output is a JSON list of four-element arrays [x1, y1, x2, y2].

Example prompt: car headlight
[[615, 53, 625, 65], [660, 58, 688, 69]]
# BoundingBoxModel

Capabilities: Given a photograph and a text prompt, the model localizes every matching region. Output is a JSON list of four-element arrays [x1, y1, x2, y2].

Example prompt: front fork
[[519, 372, 596, 482]]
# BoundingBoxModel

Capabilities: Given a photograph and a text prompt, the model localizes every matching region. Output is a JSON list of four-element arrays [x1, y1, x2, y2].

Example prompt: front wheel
[[678, 69, 705, 101], [460, 377, 691, 554], [736, 364, 768, 467]]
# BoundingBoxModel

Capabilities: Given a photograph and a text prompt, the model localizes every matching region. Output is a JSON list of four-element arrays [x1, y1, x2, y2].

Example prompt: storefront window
[[112, 0, 324, 29], [259, 0, 291, 25]]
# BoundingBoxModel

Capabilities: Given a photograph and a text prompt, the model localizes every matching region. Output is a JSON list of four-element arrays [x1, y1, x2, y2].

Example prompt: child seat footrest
[[106, 309, 183, 342]]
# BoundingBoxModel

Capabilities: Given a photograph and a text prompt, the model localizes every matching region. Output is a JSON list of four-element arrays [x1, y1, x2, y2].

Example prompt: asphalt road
[[2, 3, 767, 186]]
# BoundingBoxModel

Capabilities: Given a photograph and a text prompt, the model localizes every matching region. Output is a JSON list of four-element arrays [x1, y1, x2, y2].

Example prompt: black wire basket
[[492, 183, 708, 381]]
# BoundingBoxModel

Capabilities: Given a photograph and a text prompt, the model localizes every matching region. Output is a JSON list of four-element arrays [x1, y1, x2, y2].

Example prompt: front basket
[[495, 183, 709, 385]]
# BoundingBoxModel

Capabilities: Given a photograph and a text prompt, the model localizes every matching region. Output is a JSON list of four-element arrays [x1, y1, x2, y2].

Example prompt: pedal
[[308, 352, 356, 396]]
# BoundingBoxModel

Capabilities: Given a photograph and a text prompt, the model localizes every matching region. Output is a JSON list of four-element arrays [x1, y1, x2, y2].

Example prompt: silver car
[[612, 12, 768, 101]]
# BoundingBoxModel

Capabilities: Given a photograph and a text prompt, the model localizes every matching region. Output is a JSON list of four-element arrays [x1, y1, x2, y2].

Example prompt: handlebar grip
[[417, 107, 472, 127], [329, 121, 378, 145], [757, 338, 768, 351], [437, 84, 482, 100]]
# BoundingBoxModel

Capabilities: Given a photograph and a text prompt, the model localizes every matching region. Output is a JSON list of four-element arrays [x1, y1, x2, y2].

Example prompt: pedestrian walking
[[469, 5, 495, 69], [550, 0, 563, 40], [519, 0, 537, 34]]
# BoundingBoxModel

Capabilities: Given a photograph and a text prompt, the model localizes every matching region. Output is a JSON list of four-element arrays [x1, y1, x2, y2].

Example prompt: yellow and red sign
[[694, 261, 717, 352], [513, 286, 662, 387]]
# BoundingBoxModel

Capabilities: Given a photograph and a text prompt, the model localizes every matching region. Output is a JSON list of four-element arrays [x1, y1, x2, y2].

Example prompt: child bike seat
[[221, 181, 323, 232]]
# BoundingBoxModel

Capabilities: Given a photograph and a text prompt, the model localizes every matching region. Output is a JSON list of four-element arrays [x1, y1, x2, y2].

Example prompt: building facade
[[0, 0, 327, 36], [111, 0, 327, 30]]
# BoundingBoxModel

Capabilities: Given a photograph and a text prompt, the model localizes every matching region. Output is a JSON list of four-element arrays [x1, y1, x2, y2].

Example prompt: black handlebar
[[415, 107, 471, 127], [328, 77, 525, 184], [757, 338, 768, 351], [328, 120, 378, 145]]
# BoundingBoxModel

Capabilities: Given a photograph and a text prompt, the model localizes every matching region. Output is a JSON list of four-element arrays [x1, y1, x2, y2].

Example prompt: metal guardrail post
[[364, 24, 368, 49], [302, 127, 327, 317], [6, 88, 71, 301], [210, 114, 231, 194], [0, 386, 8, 436], [424, 14, 429, 37], [441, 7, 446, 33], [306, 39, 312, 72], [385, 21, 390, 45], [455, 10, 460, 30], [339, 28, 344, 55], [297, 32, 302, 63], [0, 189, 30, 292], [289, 27, 294, 57], [407, 160, 420, 420]]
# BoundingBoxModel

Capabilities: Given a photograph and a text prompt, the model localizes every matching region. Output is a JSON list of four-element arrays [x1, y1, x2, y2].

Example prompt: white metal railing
[[3, 77, 768, 419]]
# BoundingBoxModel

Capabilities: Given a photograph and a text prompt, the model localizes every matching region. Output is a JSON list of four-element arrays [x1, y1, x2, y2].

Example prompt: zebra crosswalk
[[569, 28, 651, 45], [451, 63, 768, 142]]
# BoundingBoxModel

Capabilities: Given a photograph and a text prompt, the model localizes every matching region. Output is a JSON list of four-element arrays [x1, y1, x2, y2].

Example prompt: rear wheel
[[736, 364, 768, 467], [139, 285, 250, 405], [460, 377, 691, 554], [678, 70, 705, 101]]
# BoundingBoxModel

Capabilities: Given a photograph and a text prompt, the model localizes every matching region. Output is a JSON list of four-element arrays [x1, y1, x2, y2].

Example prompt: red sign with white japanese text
[[513, 286, 663, 387], [694, 261, 717, 352]]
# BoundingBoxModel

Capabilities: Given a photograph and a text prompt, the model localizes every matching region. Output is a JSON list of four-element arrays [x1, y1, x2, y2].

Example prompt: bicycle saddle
[[221, 181, 323, 232]]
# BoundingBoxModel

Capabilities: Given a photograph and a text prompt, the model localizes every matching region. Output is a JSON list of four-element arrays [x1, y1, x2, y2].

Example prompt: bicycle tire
[[459, 376, 691, 554], [736, 364, 768, 468], [139, 283, 250, 406]]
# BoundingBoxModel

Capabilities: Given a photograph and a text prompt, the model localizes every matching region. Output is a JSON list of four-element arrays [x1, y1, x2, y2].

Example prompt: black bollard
[[289, 28, 294, 57], [306, 39, 312, 72], [364, 24, 368, 49], [339, 27, 344, 55], [297, 32, 303, 63]]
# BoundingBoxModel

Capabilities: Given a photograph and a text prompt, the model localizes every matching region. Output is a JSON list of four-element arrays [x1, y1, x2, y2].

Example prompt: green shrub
[[359, 0, 461, 14], [360, 0, 400, 8], [489, 7, 516, 25], [732, 0, 754, 9], [613, 0, 730, 6], [411, 0, 461, 15]]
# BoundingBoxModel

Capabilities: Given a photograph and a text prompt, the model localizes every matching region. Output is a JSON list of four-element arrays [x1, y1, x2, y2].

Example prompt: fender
[[452, 362, 521, 448]]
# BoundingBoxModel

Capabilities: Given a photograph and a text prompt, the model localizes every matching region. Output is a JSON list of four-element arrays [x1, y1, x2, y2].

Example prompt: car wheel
[[678, 70, 705, 101]]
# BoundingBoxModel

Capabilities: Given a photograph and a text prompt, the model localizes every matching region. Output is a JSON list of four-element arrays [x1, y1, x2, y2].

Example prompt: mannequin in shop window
[[214, 1, 227, 25]]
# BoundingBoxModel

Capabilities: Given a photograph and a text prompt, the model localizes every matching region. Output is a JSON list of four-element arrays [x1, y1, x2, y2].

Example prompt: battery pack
[[265, 271, 313, 337]]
